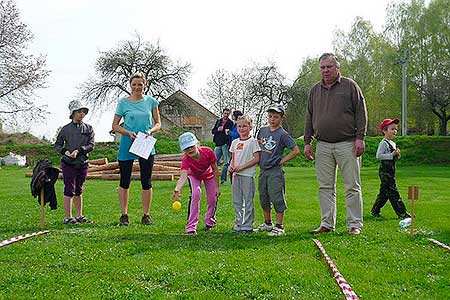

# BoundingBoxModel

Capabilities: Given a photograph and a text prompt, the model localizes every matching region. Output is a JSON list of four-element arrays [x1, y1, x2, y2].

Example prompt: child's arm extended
[[233, 152, 260, 173], [280, 145, 300, 165], [211, 162, 221, 197], [172, 169, 188, 201]]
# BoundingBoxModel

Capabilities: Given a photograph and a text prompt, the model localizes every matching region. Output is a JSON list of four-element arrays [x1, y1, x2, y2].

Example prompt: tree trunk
[[439, 116, 448, 136]]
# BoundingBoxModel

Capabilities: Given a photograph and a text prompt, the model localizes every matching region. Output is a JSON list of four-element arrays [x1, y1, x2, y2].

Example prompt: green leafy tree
[[333, 17, 403, 135], [385, 0, 450, 135], [285, 57, 320, 137]]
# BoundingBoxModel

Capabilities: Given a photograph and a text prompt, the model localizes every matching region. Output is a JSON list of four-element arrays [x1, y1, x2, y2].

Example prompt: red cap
[[379, 118, 400, 130]]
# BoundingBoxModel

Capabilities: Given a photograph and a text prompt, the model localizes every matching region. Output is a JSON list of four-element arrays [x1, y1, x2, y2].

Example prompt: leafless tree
[[202, 61, 291, 132], [200, 69, 234, 114], [0, 0, 49, 127], [78, 34, 191, 114]]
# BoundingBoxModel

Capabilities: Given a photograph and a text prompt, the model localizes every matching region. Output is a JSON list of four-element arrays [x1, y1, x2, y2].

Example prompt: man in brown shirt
[[304, 53, 367, 235]]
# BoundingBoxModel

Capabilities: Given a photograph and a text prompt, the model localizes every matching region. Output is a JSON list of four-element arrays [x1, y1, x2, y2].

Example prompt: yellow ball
[[172, 201, 181, 211]]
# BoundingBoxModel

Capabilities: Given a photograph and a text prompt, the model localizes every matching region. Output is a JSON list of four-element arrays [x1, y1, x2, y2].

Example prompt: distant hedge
[[0, 136, 448, 168]]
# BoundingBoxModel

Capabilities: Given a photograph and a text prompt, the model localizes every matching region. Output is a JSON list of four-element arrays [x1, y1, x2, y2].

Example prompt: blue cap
[[178, 132, 198, 151]]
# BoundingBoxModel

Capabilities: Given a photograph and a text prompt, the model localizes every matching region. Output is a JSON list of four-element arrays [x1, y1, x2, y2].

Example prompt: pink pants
[[186, 176, 218, 233]]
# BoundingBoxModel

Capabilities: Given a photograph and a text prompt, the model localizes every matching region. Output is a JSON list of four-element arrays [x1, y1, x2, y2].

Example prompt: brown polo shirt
[[304, 75, 367, 144]]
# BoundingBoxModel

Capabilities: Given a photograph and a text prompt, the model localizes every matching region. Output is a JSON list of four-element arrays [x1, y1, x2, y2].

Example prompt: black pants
[[119, 155, 155, 190], [371, 160, 410, 218]]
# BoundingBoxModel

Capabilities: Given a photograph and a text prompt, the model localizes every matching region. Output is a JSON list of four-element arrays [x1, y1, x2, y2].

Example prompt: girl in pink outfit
[[172, 132, 221, 234]]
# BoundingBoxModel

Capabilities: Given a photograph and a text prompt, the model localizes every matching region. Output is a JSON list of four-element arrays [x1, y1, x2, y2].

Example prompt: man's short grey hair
[[319, 53, 340, 68]]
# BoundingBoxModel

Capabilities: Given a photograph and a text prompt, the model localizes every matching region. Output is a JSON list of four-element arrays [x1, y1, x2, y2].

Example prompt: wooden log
[[155, 153, 184, 161], [86, 173, 103, 179], [130, 163, 179, 172], [89, 158, 108, 165], [153, 164, 179, 172], [88, 162, 119, 172], [155, 161, 181, 168], [100, 173, 174, 181], [151, 170, 180, 175], [26, 170, 179, 180], [98, 169, 121, 174]]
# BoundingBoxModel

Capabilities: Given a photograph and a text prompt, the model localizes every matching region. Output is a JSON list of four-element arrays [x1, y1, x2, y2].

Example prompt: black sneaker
[[141, 214, 153, 225], [119, 214, 129, 226], [205, 225, 214, 231], [64, 217, 78, 225]]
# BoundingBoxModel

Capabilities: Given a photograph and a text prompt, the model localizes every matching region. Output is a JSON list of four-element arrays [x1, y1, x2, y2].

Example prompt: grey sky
[[14, 0, 391, 141]]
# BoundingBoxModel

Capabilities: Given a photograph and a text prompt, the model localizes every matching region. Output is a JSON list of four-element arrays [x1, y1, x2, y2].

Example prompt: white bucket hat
[[68, 100, 89, 119], [178, 132, 198, 151]]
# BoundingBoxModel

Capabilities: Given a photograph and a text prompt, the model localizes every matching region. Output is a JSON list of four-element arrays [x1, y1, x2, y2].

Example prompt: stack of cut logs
[[26, 154, 183, 181]]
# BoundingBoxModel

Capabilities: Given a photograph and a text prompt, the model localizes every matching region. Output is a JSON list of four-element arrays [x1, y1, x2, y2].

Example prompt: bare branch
[[0, 0, 49, 127]]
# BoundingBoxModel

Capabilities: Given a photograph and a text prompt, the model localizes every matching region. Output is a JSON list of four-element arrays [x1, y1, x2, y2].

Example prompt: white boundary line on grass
[[428, 238, 450, 252], [313, 239, 359, 300], [0, 230, 49, 248]]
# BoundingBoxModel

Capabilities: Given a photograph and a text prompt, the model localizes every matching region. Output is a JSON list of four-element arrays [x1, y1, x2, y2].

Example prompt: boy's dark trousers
[[371, 160, 410, 218]]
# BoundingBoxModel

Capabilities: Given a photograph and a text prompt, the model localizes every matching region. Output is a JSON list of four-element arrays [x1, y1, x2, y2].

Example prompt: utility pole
[[399, 49, 408, 136]]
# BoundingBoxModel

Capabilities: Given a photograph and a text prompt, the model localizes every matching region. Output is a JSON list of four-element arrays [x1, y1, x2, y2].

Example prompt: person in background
[[112, 71, 161, 226], [227, 110, 243, 143], [172, 132, 221, 234], [226, 110, 243, 183], [304, 53, 368, 235], [254, 104, 300, 236], [371, 118, 411, 219], [211, 108, 234, 184], [229, 115, 260, 233], [55, 100, 95, 225]]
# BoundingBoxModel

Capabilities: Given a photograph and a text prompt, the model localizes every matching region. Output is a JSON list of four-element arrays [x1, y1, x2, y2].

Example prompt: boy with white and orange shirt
[[229, 115, 260, 233]]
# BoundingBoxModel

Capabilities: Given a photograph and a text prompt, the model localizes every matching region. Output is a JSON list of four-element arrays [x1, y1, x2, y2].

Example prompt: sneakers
[[141, 214, 153, 225], [348, 227, 362, 235], [76, 216, 93, 224], [254, 223, 273, 232], [205, 225, 214, 231], [119, 214, 129, 226], [268, 226, 285, 236], [63, 217, 78, 225]]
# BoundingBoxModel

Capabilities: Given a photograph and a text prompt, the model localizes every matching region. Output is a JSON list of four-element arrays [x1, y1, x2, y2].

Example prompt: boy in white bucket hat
[[55, 100, 95, 224]]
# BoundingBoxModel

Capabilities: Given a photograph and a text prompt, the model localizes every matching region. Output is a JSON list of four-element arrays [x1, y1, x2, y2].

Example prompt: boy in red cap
[[371, 118, 411, 218]]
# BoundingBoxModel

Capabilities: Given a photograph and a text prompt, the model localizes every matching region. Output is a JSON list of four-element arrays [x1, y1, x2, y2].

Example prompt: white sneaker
[[268, 227, 285, 236], [254, 223, 273, 232]]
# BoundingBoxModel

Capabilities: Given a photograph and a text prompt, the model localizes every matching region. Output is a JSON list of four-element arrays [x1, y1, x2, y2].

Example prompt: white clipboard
[[129, 132, 157, 159]]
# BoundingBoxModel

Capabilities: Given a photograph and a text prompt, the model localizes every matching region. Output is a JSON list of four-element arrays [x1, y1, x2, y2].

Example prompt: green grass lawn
[[0, 166, 449, 300]]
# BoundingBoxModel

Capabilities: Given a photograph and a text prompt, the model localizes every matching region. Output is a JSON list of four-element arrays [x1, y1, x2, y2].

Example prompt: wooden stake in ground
[[408, 186, 419, 238], [40, 188, 45, 230]]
